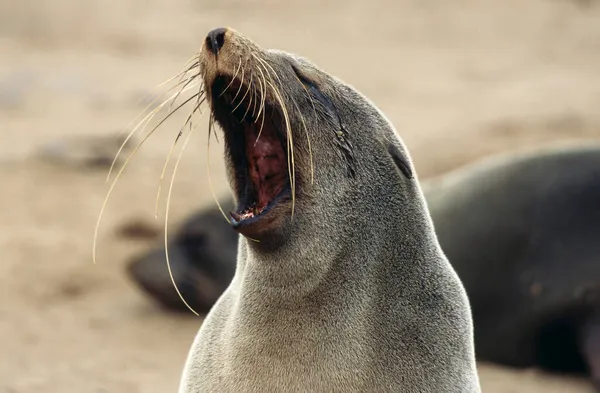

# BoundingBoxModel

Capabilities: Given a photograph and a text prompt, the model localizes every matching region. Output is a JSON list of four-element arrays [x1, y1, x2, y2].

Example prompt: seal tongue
[[243, 120, 286, 214]]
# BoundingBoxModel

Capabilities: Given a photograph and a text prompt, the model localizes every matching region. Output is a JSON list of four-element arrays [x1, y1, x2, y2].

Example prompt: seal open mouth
[[210, 76, 291, 230]]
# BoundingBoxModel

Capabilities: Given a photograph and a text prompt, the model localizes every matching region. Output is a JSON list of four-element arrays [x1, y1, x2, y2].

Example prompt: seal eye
[[291, 64, 318, 88], [291, 64, 336, 114], [292, 63, 357, 179]]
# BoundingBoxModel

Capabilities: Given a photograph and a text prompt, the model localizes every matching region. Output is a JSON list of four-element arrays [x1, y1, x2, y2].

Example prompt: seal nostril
[[206, 27, 227, 55]]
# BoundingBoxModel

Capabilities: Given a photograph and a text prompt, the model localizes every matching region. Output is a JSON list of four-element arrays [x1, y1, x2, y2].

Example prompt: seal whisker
[[206, 113, 232, 225], [204, 109, 260, 245], [252, 63, 268, 144], [266, 79, 296, 217], [248, 54, 297, 214], [131, 91, 202, 161], [293, 76, 317, 184], [294, 73, 318, 121], [205, 108, 261, 245], [149, 60, 201, 118], [164, 116, 201, 316], [155, 98, 206, 218], [256, 63, 267, 119], [198, 66, 222, 145], [251, 60, 273, 145], [108, 95, 179, 182], [169, 55, 201, 84], [252, 76, 261, 118], [231, 73, 253, 115], [291, 99, 314, 185], [249, 72, 262, 119], [166, 61, 200, 88], [120, 75, 195, 143], [154, 130, 183, 218], [106, 83, 201, 182], [248, 55, 284, 141], [254, 112, 266, 148], [241, 74, 256, 121], [251, 53, 284, 88], [167, 72, 202, 114], [114, 55, 201, 151], [252, 56, 297, 216], [93, 92, 200, 265], [230, 63, 246, 105], [156, 55, 200, 90], [218, 57, 243, 99]]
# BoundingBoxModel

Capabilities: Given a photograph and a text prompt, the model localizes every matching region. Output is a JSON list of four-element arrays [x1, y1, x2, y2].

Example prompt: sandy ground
[[2, 0, 600, 391]]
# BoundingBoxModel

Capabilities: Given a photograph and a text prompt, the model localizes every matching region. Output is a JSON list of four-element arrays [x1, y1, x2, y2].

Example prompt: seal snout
[[197, 29, 300, 239], [205, 27, 227, 55]]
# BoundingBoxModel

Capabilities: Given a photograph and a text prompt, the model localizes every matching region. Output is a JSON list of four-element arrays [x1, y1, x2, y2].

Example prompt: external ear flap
[[387, 143, 413, 179]]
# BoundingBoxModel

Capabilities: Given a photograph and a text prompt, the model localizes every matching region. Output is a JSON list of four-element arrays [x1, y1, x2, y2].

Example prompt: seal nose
[[206, 28, 227, 55]]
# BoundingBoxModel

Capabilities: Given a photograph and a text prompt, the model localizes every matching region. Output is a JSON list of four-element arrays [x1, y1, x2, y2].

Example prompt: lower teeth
[[230, 204, 266, 222]]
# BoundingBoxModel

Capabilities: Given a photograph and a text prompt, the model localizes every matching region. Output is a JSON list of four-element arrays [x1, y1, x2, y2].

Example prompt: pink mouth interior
[[239, 119, 287, 219]]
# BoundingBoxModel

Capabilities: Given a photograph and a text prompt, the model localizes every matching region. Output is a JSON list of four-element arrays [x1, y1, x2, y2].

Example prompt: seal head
[[201, 27, 413, 245]]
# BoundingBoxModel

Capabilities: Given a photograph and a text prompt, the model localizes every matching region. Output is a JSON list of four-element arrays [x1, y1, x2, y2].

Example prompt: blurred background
[[1, 0, 600, 391]]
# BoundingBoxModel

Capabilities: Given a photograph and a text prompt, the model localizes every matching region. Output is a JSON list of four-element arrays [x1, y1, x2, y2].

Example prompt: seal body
[[128, 143, 600, 389], [127, 200, 237, 313], [178, 27, 480, 392], [423, 143, 600, 388]]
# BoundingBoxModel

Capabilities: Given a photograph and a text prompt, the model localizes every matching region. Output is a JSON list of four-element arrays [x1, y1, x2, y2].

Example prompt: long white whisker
[[164, 120, 201, 316]]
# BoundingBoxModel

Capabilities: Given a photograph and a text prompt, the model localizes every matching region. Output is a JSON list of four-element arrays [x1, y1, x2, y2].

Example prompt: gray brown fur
[[127, 202, 237, 313], [129, 143, 600, 390], [178, 28, 480, 392], [423, 142, 600, 389]]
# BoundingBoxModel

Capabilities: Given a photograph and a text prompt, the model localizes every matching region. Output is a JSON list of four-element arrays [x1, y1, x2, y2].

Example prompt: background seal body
[[424, 143, 600, 389]]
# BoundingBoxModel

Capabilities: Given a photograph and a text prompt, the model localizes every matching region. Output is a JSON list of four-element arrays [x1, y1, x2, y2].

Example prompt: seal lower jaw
[[209, 75, 292, 238]]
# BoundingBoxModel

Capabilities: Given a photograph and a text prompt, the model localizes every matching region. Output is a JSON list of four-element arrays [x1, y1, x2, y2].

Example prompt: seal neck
[[229, 212, 440, 308]]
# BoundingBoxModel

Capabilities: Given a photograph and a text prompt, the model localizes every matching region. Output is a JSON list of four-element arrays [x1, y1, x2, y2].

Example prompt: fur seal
[[423, 143, 600, 389], [175, 27, 480, 392], [128, 143, 600, 390], [127, 200, 237, 313]]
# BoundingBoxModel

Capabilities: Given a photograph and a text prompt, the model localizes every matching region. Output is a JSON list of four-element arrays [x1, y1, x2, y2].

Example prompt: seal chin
[[209, 75, 292, 238]]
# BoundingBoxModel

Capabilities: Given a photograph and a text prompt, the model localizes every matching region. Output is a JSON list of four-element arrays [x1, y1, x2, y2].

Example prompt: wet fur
[[177, 29, 480, 392]]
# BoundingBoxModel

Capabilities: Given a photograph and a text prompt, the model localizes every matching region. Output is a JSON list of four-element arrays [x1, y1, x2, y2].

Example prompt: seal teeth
[[230, 211, 242, 222]]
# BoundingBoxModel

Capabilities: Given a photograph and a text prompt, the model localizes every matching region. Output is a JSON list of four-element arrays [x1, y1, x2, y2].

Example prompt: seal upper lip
[[209, 75, 291, 230]]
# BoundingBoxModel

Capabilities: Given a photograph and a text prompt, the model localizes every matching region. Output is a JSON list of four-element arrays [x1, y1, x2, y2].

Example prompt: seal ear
[[387, 143, 413, 179]]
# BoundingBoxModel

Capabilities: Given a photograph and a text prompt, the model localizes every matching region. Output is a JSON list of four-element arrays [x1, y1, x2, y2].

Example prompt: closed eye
[[291, 64, 338, 116]]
